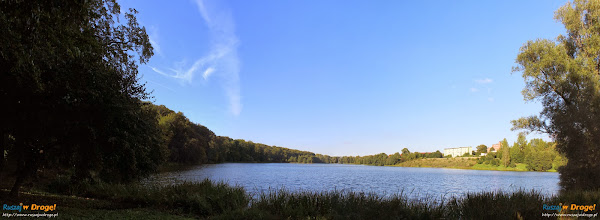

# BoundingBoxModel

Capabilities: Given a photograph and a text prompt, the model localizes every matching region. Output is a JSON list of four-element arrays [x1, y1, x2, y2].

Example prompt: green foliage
[[141, 104, 323, 165], [244, 189, 446, 219], [331, 150, 443, 166], [512, 0, 600, 190], [395, 157, 477, 169], [523, 139, 556, 172], [552, 154, 567, 170], [477, 152, 498, 165], [475, 144, 488, 156], [501, 138, 511, 167], [152, 107, 213, 164], [223, 185, 599, 219], [477, 136, 565, 171], [524, 151, 553, 172], [76, 180, 248, 217], [490, 158, 500, 166], [509, 133, 528, 164], [0, 0, 161, 196]]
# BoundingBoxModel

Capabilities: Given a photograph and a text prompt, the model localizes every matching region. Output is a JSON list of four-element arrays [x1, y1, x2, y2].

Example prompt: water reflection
[[146, 163, 559, 200]]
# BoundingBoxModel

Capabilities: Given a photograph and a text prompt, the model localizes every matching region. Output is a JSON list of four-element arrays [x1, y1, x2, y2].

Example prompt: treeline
[[148, 104, 445, 167], [149, 104, 321, 165], [292, 149, 443, 166], [289, 149, 444, 166], [152, 104, 566, 173], [331, 150, 443, 166], [476, 134, 566, 172]]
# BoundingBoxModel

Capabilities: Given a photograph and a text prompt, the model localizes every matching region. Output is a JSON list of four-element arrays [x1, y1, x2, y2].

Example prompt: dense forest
[[148, 104, 320, 165]]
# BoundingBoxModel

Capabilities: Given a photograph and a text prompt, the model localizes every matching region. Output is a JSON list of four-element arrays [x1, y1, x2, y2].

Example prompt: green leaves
[[510, 116, 548, 135], [513, 0, 600, 191], [0, 0, 162, 192]]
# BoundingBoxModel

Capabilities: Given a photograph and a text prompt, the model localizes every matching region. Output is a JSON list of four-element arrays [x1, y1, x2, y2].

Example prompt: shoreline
[[173, 159, 558, 173]]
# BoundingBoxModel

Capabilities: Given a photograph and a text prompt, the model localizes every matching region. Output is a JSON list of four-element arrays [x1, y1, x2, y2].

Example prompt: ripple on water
[[147, 163, 560, 200]]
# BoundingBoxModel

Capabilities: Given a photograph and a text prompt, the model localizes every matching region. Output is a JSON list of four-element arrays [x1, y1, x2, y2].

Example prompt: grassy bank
[[391, 157, 557, 172], [471, 163, 533, 172], [2, 179, 598, 219], [392, 157, 478, 169]]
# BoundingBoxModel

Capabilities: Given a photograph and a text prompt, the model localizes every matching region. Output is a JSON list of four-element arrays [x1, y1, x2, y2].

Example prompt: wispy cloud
[[203, 67, 215, 80], [146, 79, 176, 92], [470, 88, 479, 92], [475, 78, 493, 84], [151, 0, 242, 116], [148, 26, 163, 57], [488, 97, 495, 102]]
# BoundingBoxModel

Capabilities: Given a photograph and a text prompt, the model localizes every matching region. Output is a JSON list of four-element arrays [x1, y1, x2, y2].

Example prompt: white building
[[443, 147, 472, 157]]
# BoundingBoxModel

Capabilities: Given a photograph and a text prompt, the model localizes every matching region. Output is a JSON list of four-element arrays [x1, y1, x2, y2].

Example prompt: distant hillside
[[148, 103, 323, 165]]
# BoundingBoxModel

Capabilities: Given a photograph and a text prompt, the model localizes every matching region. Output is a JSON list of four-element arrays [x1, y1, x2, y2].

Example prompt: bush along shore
[[1, 179, 598, 219]]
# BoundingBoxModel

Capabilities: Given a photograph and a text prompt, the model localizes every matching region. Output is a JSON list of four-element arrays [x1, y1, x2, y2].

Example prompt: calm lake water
[[147, 163, 560, 200]]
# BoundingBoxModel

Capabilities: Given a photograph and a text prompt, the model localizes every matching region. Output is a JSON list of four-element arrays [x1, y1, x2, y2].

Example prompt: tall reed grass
[[44, 177, 600, 219]]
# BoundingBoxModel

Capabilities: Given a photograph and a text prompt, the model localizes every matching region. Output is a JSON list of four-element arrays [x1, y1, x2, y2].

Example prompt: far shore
[[163, 157, 559, 173], [388, 157, 558, 172]]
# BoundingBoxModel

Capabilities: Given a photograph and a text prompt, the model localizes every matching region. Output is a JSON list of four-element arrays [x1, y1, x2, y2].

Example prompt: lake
[[147, 163, 560, 200]]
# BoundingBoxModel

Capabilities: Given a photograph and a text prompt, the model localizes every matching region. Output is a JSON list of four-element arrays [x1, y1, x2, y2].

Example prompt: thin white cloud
[[488, 97, 495, 102], [203, 67, 215, 80], [151, 0, 242, 116], [148, 26, 163, 57], [151, 66, 193, 82], [146, 79, 176, 92], [470, 88, 479, 92], [475, 78, 493, 84], [195, 0, 211, 25]]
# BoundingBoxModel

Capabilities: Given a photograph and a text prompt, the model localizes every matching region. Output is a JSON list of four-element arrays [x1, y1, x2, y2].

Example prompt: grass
[[392, 157, 478, 169], [2, 179, 599, 219], [78, 180, 249, 217], [392, 158, 559, 172], [471, 163, 529, 171], [1, 179, 248, 219], [230, 189, 600, 220]]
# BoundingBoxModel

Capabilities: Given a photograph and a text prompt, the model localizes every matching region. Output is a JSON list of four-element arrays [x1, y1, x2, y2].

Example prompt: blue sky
[[121, 0, 567, 156]]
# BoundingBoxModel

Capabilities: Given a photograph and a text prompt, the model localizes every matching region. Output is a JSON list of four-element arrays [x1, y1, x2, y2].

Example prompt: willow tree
[[512, 0, 600, 191], [0, 0, 161, 197]]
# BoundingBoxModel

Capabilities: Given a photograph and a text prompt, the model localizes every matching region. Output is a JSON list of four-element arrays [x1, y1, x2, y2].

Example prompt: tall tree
[[476, 144, 488, 156], [501, 139, 511, 167], [510, 133, 528, 163], [511, 0, 600, 190], [0, 0, 158, 196]]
